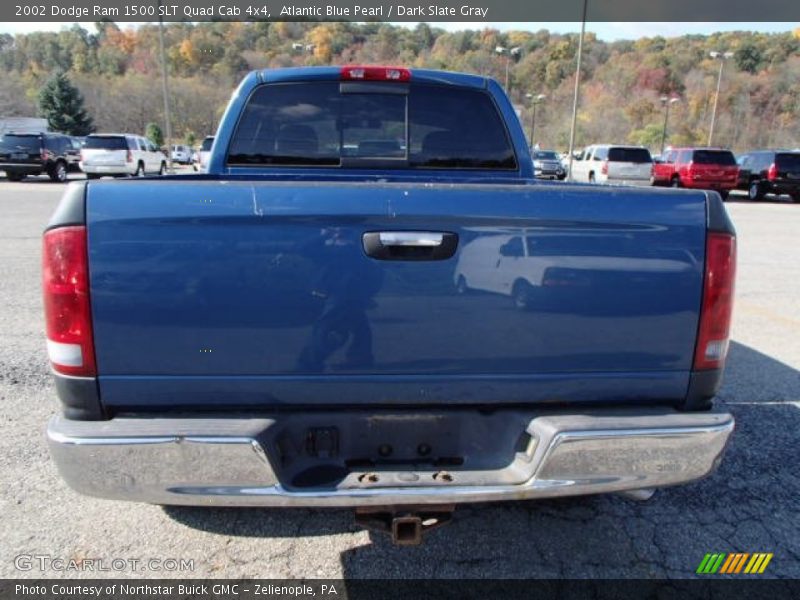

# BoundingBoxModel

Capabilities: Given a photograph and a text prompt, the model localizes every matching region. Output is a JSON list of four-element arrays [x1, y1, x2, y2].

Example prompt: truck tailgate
[[87, 179, 706, 409]]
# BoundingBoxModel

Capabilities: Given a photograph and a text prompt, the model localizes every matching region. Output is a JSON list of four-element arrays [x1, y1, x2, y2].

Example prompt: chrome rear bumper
[[47, 409, 733, 507]]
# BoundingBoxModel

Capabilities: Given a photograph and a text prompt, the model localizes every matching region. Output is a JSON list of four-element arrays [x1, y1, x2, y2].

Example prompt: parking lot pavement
[[0, 181, 797, 579]]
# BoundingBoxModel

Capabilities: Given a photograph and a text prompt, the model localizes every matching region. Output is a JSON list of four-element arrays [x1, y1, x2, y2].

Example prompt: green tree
[[735, 41, 762, 74], [37, 71, 94, 135], [628, 123, 664, 148], [185, 131, 196, 147], [145, 122, 164, 147]]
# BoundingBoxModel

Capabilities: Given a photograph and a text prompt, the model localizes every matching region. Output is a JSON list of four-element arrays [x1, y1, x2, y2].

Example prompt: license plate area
[[264, 410, 535, 490]]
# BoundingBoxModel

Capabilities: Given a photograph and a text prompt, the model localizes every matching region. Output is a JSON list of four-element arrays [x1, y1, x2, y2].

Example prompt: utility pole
[[566, 0, 588, 181], [157, 0, 173, 172], [708, 50, 733, 147], [525, 93, 546, 147], [660, 96, 679, 156]]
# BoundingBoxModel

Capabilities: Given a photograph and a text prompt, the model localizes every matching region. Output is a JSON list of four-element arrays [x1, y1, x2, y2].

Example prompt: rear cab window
[[201, 138, 214, 151], [608, 147, 652, 163], [84, 136, 128, 150], [227, 81, 517, 170], [692, 150, 736, 165], [775, 153, 800, 171]]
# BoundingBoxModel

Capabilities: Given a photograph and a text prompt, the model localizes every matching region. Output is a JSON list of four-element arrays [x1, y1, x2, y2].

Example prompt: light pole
[[525, 93, 546, 147], [660, 96, 680, 156], [566, 0, 588, 181], [708, 50, 733, 147], [157, 0, 173, 172], [495, 45, 521, 90]]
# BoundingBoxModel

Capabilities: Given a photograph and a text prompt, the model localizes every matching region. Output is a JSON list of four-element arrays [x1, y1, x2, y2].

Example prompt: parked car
[[736, 150, 800, 202], [80, 134, 167, 178], [171, 144, 193, 164], [44, 67, 735, 544], [0, 132, 78, 182], [653, 148, 738, 199], [65, 136, 84, 173], [193, 136, 214, 172], [531, 149, 566, 180], [569, 144, 653, 186]]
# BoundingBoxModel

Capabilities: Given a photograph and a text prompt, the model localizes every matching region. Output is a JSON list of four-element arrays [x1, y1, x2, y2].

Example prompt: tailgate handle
[[363, 231, 458, 261]]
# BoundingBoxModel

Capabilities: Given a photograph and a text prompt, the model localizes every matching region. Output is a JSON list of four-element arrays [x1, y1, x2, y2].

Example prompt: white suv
[[570, 144, 653, 186], [80, 134, 167, 179], [192, 136, 214, 172]]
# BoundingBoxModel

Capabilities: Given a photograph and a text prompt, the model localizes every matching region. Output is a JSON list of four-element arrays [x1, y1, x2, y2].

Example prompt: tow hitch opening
[[354, 505, 455, 545]]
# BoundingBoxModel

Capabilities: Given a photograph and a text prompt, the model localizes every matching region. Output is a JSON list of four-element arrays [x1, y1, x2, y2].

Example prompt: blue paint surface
[[85, 68, 708, 408]]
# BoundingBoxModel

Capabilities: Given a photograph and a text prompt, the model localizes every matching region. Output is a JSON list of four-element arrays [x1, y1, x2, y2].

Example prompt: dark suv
[[0, 132, 80, 182], [737, 150, 800, 202]]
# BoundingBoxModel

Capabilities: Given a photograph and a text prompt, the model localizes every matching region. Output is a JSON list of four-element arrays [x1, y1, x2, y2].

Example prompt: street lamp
[[566, 0, 588, 181], [525, 93, 547, 147], [495, 45, 521, 90], [708, 50, 734, 146], [157, 0, 173, 172], [660, 96, 680, 156]]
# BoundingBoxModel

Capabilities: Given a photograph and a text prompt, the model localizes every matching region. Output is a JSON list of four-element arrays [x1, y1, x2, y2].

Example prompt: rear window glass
[[532, 151, 559, 160], [228, 82, 516, 170], [84, 136, 128, 150], [608, 147, 652, 163], [201, 138, 214, 151], [692, 150, 736, 165], [775, 153, 800, 171], [0, 134, 40, 152]]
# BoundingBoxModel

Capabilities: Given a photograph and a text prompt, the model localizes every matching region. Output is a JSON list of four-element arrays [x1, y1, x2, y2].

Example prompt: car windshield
[[84, 136, 128, 150], [228, 81, 516, 170], [607, 147, 652, 163], [775, 153, 800, 171], [201, 138, 214, 151], [692, 150, 737, 165], [532, 151, 559, 160], [0, 134, 40, 152]]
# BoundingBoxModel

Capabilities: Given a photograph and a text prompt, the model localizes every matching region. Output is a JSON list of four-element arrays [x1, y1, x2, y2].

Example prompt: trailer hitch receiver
[[354, 505, 455, 545]]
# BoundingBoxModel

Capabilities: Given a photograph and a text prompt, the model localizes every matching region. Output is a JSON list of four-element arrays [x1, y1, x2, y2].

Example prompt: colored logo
[[696, 553, 773, 574]]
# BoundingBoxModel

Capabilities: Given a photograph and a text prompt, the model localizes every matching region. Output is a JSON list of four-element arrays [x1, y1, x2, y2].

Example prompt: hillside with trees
[[1, 22, 798, 152]]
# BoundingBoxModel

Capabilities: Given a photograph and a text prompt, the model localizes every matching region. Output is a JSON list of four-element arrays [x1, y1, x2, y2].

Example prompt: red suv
[[653, 148, 739, 199]]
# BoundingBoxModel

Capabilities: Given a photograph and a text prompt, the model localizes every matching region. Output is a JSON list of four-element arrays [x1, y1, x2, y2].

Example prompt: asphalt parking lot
[[0, 175, 798, 579]]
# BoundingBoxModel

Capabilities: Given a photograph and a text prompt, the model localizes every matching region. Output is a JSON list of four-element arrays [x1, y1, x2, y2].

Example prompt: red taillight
[[767, 163, 777, 180], [601, 160, 608, 175], [41, 149, 48, 161], [126, 150, 133, 163], [42, 226, 96, 377], [340, 65, 411, 82], [80, 150, 85, 162], [694, 233, 736, 371]]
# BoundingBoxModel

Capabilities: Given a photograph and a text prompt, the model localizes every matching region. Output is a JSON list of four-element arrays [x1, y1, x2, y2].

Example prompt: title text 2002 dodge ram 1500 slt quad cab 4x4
[[44, 66, 735, 543]]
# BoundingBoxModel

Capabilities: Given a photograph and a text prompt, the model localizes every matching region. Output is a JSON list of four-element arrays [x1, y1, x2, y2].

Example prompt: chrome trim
[[378, 232, 444, 247], [47, 410, 734, 507]]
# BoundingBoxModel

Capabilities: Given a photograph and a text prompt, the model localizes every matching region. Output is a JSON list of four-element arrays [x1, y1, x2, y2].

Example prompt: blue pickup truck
[[44, 66, 736, 542]]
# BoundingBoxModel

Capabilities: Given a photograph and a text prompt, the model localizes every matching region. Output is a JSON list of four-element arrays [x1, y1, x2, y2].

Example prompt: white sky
[[0, 21, 797, 40]]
